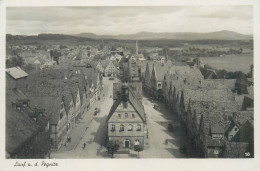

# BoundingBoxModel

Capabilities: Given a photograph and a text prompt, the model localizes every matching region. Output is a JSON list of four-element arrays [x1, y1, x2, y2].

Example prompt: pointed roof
[[107, 89, 145, 122]]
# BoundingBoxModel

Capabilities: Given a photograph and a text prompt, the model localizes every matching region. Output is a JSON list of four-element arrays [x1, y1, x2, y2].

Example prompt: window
[[137, 124, 141, 131], [60, 112, 63, 119], [128, 124, 133, 131], [132, 114, 135, 118], [118, 114, 121, 118], [158, 83, 162, 87], [235, 128, 238, 131], [120, 124, 124, 131], [125, 113, 128, 118], [111, 124, 115, 131]]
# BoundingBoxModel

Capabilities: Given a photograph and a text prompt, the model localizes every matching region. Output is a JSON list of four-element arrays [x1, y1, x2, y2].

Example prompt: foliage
[[134, 144, 143, 158], [6, 55, 24, 68], [105, 141, 119, 158], [50, 50, 62, 65]]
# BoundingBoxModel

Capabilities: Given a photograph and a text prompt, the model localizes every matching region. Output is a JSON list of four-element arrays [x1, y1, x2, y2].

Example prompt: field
[[200, 53, 253, 73]]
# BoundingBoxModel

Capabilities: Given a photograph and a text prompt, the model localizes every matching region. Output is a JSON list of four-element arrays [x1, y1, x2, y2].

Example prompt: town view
[[6, 6, 254, 159]]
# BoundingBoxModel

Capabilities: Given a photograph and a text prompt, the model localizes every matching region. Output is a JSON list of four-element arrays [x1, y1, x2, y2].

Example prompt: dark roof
[[232, 120, 254, 143], [29, 96, 62, 124], [223, 142, 248, 158], [201, 79, 236, 90]]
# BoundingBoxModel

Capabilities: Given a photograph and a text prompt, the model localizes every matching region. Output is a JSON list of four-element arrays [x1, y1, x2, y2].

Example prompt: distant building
[[104, 61, 118, 77]]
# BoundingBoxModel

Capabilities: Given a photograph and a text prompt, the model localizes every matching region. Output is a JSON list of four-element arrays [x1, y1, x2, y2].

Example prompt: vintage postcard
[[1, 0, 260, 170]]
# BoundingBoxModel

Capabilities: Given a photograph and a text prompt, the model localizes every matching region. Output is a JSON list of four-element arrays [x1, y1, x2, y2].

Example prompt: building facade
[[107, 84, 146, 150]]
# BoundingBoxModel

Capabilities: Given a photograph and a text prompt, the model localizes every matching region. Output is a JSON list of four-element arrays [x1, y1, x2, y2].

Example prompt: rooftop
[[6, 67, 28, 80]]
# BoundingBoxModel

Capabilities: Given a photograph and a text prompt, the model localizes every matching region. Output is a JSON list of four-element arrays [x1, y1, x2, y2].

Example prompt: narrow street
[[140, 94, 187, 158], [51, 77, 118, 158]]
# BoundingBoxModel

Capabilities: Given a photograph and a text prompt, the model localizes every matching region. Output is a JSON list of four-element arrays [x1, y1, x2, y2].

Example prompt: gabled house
[[107, 83, 146, 150], [104, 60, 118, 77]]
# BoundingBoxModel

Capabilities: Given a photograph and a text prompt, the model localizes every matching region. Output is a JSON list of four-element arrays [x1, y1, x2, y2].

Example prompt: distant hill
[[74, 30, 253, 40]]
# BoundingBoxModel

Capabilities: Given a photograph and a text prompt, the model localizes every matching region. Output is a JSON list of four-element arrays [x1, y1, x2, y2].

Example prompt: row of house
[[8, 66, 102, 152], [142, 60, 254, 158]]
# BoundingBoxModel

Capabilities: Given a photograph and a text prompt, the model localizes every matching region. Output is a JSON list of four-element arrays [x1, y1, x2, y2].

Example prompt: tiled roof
[[201, 79, 236, 90], [189, 100, 238, 131], [128, 90, 145, 121], [17, 68, 89, 124], [233, 111, 254, 127], [183, 89, 235, 111], [201, 112, 232, 147], [29, 96, 62, 124], [6, 67, 28, 79], [6, 103, 38, 154], [164, 67, 203, 94], [153, 63, 174, 81]]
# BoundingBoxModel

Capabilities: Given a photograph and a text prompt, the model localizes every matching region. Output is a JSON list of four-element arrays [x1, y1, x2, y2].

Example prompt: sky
[[6, 6, 253, 35]]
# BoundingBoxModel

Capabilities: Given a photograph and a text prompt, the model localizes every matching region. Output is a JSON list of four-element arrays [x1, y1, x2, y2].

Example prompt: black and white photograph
[[2, 1, 260, 170], [5, 5, 255, 159]]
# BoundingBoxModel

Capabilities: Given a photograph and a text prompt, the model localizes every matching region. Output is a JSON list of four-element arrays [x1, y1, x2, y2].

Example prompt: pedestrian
[[83, 143, 86, 149]]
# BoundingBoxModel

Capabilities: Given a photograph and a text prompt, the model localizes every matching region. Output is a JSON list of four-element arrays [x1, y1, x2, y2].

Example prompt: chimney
[[121, 83, 129, 102]]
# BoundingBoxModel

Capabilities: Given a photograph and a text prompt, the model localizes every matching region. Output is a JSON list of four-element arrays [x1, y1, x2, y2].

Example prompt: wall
[[108, 101, 145, 148], [109, 136, 144, 149], [228, 126, 239, 141]]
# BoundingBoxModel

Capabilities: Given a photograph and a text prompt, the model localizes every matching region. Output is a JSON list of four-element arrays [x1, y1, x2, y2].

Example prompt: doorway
[[124, 139, 130, 148]]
